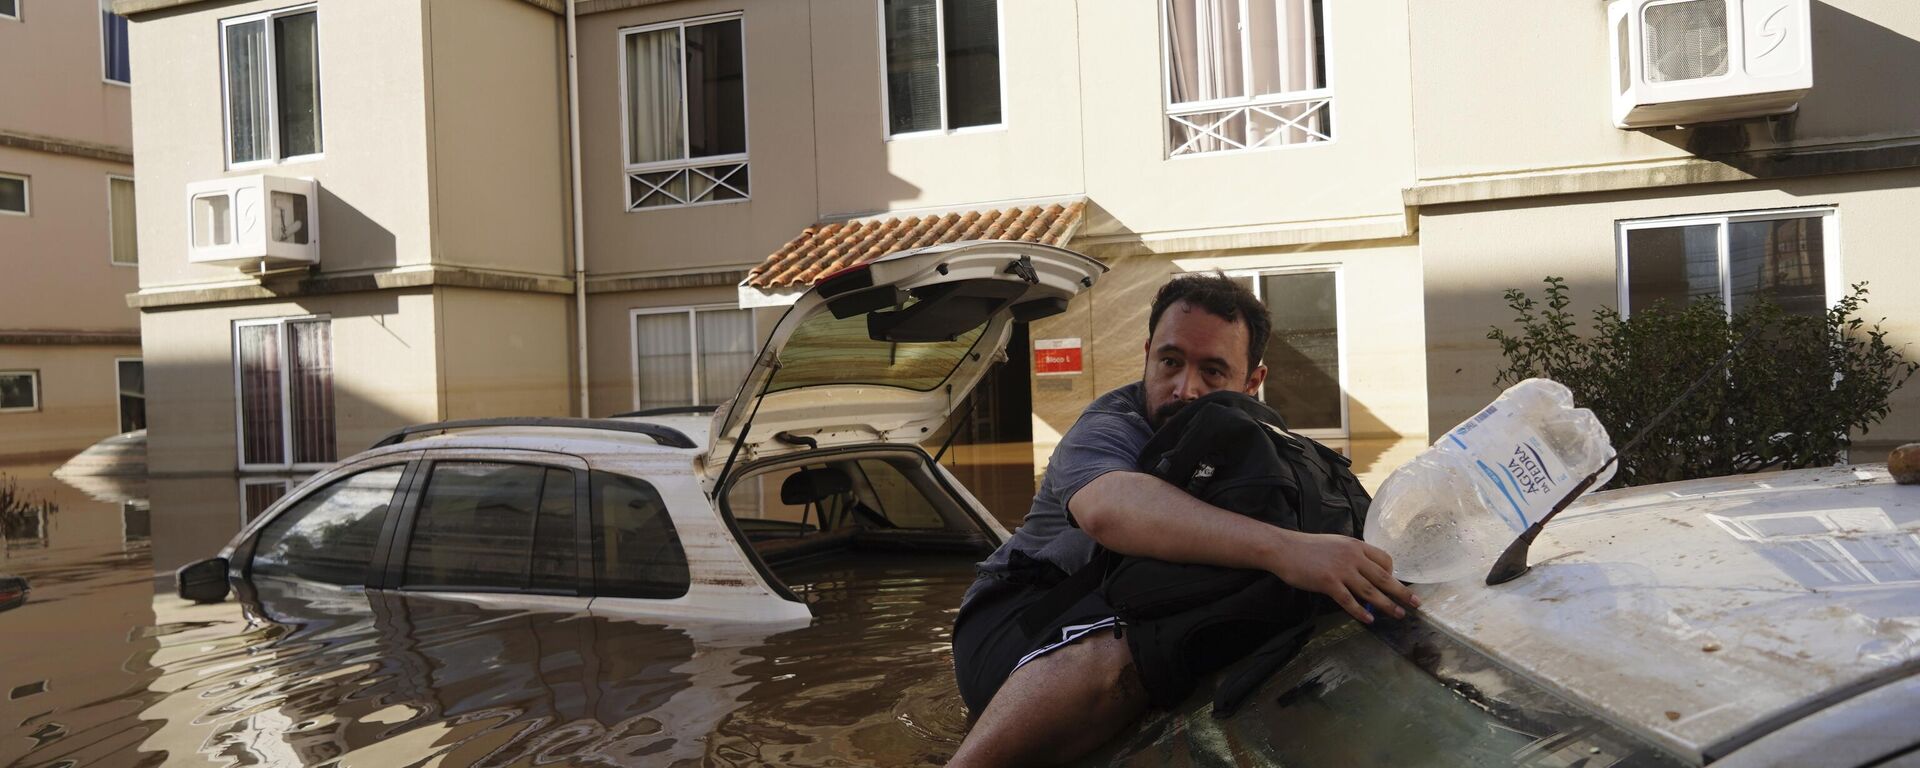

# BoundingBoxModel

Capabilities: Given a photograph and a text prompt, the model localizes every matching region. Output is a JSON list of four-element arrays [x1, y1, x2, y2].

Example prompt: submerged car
[[1096, 463, 1920, 768], [176, 240, 1106, 623]]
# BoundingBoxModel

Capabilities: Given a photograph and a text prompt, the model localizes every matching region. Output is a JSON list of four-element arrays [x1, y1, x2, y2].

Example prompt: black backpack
[[1019, 391, 1373, 714]]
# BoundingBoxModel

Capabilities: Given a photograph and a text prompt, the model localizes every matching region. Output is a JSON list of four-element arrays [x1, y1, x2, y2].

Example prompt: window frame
[[218, 3, 324, 170], [385, 454, 592, 598], [114, 356, 143, 434], [1157, 0, 1337, 159], [0, 0, 18, 22], [0, 172, 29, 216], [232, 314, 335, 472], [1615, 207, 1841, 318], [616, 12, 752, 212], [875, 0, 1009, 141], [0, 370, 41, 413], [628, 304, 755, 412], [107, 174, 136, 266], [100, 0, 129, 86], [1219, 264, 1349, 439]]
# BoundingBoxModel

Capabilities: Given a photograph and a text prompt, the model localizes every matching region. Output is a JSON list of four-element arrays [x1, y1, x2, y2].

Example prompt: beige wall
[[141, 290, 441, 474], [0, 0, 132, 148], [434, 287, 572, 420], [129, 0, 436, 290], [1407, 0, 1920, 180], [576, 0, 820, 281], [808, 0, 1084, 216], [0, 344, 142, 458], [1421, 169, 1920, 457], [0, 147, 139, 331], [425, 0, 570, 277], [1075, 0, 1414, 239]]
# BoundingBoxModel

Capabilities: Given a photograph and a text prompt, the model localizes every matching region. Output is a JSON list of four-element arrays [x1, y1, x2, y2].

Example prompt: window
[[0, 174, 27, 215], [221, 5, 322, 166], [1618, 208, 1835, 319], [1162, 0, 1331, 157], [882, 0, 1002, 136], [116, 358, 144, 433], [403, 462, 577, 593], [0, 371, 39, 413], [240, 477, 292, 524], [621, 14, 748, 210], [250, 465, 404, 586], [108, 176, 136, 265], [0, 0, 16, 21], [101, 0, 129, 84], [234, 316, 335, 469], [590, 470, 690, 599], [1224, 268, 1346, 435], [631, 306, 755, 411]]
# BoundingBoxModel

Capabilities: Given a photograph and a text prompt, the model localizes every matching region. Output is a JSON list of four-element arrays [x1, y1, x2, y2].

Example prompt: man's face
[[1142, 301, 1268, 428]]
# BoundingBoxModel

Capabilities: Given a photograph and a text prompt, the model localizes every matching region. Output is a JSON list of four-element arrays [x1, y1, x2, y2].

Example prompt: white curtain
[[109, 178, 137, 265], [1166, 0, 1324, 151], [635, 313, 693, 410], [696, 309, 755, 405], [626, 28, 685, 165], [226, 20, 271, 163]]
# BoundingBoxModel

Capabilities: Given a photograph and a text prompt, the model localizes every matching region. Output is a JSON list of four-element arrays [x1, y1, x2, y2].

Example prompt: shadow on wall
[[1638, 2, 1920, 158], [314, 187, 399, 274]]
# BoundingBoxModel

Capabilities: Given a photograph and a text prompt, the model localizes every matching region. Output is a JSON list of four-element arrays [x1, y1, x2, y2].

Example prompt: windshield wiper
[[1485, 329, 1756, 585]]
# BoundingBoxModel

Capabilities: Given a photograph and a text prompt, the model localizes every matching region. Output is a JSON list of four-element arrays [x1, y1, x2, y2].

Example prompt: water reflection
[[3, 457, 982, 766]]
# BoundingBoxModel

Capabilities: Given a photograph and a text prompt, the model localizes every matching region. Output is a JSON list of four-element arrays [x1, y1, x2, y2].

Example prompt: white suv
[[176, 241, 1107, 624]]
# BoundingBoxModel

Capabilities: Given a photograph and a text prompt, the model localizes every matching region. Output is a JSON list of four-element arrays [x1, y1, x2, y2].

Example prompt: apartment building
[[114, 0, 1919, 531], [0, 0, 142, 460]]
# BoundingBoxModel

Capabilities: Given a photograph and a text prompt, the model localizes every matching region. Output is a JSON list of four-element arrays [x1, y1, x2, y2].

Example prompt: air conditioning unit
[[1609, 0, 1812, 129], [184, 175, 318, 269]]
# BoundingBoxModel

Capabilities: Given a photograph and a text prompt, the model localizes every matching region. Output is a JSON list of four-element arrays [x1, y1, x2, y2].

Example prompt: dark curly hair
[[1147, 273, 1272, 376]]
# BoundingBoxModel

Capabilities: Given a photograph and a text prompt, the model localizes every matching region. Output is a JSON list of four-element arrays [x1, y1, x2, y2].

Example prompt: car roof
[[1416, 464, 1920, 763], [357, 416, 710, 461]]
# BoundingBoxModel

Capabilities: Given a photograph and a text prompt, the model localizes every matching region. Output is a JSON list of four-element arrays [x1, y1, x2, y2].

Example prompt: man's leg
[[949, 632, 1149, 767]]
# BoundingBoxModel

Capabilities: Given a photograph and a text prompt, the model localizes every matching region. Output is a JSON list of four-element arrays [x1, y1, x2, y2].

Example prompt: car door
[[375, 449, 593, 613]]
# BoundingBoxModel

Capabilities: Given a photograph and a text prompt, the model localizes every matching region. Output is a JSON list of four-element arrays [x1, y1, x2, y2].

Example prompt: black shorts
[[953, 560, 1307, 714]]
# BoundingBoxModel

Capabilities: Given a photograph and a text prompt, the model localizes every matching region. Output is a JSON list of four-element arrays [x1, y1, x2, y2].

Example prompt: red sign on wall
[[1035, 338, 1083, 376]]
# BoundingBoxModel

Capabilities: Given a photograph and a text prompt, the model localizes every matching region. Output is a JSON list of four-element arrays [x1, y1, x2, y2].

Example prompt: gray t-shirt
[[965, 382, 1153, 606]]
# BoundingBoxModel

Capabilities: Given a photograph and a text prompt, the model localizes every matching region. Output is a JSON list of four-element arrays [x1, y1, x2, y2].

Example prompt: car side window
[[590, 471, 690, 599], [402, 462, 577, 593], [251, 465, 406, 585]]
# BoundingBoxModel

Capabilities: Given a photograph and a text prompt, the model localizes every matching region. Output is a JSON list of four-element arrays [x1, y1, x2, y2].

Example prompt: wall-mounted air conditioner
[[1609, 0, 1812, 129], [185, 175, 318, 269]]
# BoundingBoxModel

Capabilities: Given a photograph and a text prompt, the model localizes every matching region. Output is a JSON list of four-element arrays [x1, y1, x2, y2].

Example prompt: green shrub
[[1487, 278, 1917, 487]]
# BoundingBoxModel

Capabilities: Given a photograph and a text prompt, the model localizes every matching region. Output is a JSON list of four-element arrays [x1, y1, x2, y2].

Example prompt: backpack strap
[[1269, 426, 1327, 535]]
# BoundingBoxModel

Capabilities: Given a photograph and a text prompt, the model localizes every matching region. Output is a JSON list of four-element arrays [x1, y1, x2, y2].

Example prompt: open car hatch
[[703, 241, 1106, 487]]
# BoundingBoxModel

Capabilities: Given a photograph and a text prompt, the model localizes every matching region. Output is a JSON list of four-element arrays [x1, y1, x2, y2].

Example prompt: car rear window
[[766, 305, 986, 394], [590, 471, 690, 599]]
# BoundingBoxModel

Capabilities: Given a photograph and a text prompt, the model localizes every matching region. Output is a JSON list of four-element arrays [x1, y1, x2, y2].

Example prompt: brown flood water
[[0, 459, 978, 767]]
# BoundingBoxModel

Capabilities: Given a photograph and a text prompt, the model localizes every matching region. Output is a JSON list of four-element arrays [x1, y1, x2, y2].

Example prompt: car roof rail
[[608, 405, 720, 418], [370, 417, 697, 450]]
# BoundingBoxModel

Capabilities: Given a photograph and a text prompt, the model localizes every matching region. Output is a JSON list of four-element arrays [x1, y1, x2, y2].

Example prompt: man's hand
[[1264, 530, 1418, 623]]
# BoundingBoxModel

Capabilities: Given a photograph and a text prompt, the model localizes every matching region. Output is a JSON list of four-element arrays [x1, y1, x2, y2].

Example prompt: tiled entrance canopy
[[745, 199, 1087, 290]]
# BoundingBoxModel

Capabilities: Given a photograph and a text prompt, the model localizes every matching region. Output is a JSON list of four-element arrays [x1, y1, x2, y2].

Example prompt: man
[[948, 274, 1418, 766]]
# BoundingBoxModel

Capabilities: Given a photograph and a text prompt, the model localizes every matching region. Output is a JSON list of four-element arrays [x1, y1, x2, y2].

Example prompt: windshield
[[766, 306, 987, 394], [1103, 617, 1691, 767]]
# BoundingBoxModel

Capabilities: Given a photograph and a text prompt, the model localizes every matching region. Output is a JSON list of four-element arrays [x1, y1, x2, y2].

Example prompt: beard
[[1149, 398, 1189, 429]]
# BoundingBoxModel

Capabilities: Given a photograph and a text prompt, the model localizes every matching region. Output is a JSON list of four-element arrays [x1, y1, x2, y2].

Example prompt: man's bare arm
[[1070, 470, 1418, 623]]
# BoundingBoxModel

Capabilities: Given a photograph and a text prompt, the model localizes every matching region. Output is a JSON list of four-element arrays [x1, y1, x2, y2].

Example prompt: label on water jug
[[1443, 406, 1573, 532]]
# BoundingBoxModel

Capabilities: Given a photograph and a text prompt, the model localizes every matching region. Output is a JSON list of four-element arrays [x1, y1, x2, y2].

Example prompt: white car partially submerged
[[176, 240, 1108, 624]]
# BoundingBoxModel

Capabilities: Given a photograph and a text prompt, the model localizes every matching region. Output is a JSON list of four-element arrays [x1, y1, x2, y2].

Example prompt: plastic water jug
[[1364, 378, 1615, 583]]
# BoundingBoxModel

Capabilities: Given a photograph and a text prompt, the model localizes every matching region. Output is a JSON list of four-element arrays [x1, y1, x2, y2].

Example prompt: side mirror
[[177, 557, 232, 604]]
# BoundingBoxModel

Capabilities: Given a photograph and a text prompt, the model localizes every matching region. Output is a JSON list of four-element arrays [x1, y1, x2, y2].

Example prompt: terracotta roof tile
[[747, 200, 1087, 289]]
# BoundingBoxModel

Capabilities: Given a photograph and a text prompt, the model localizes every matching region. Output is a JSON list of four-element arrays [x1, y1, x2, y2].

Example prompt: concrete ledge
[[0, 130, 133, 165], [585, 269, 749, 294], [0, 330, 141, 345], [1072, 213, 1413, 258], [1406, 137, 1920, 207], [130, 266, 574, 309], [115, 0, 557, 16]]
